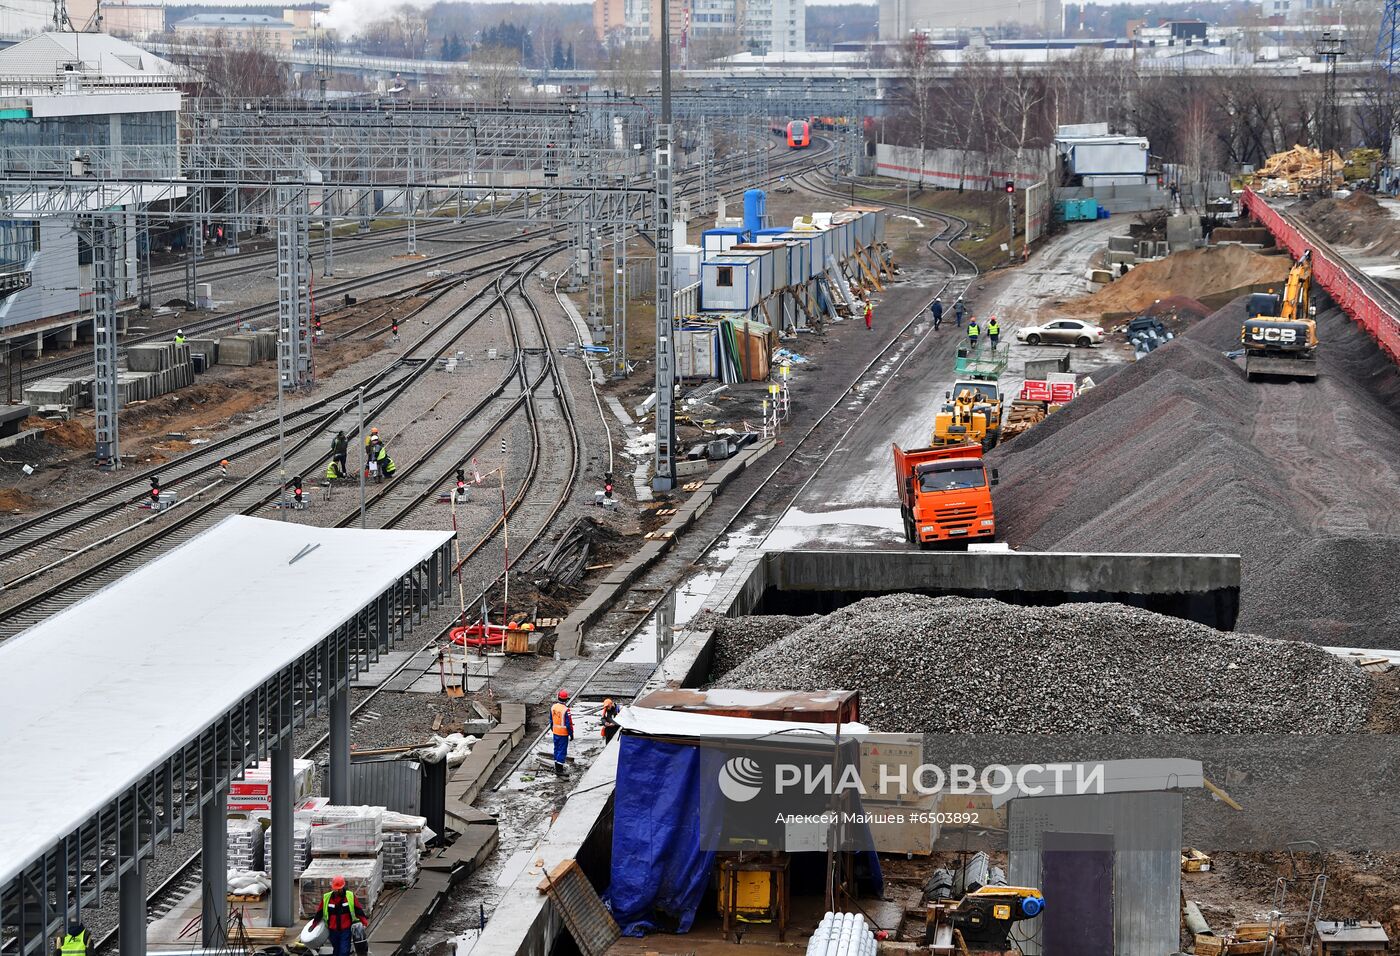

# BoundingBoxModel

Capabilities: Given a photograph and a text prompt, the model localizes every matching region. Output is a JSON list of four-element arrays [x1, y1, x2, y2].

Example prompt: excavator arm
[[1278, 250, 1312, 322]]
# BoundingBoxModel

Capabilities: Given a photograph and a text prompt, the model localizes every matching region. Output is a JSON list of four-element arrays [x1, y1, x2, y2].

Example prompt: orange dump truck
[[893, 443, 998, 547]]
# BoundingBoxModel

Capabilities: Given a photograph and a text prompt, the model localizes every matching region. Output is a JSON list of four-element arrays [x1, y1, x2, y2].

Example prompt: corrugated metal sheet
[[348, 758, 421, 815], [1008, 791, 1182, 955]]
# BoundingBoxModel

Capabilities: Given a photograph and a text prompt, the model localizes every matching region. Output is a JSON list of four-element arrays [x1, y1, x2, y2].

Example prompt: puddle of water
[[762, 506, 904, 551], [614, 568, 726, 663]]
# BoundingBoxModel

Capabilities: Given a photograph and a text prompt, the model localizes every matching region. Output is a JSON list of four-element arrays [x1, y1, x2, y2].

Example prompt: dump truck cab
[[1241, 251, 1318, 381], [893, 443, 997, 548]]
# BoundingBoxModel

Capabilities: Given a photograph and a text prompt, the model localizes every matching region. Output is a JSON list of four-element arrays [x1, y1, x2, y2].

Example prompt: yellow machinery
[[1241, 250, 1318, 381], [927, 886, 1045, 953], [931, 388, 996, 448]]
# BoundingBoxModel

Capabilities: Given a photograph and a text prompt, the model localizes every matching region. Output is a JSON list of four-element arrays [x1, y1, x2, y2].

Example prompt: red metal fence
[[1242, 187, 1400, 362]]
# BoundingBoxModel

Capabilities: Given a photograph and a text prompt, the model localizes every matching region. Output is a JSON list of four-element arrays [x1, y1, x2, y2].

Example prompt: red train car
[[787, 119, 810, 148]]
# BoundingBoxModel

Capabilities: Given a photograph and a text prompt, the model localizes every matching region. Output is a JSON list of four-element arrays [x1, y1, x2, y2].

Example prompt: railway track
[[489, 165, 975, 787], [77, 138, 830, 952], [0, 260, 529, 588], [89, 263, 588, 956], [0, 247, 562, 639]]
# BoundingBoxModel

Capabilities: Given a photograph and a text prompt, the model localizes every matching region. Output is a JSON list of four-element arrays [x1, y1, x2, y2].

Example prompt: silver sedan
[[1015, 319, 1105, 347]]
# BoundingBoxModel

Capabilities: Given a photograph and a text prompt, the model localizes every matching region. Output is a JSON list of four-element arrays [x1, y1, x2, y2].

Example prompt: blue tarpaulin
[[603, 736, 717, 936], [603, 734, 884, 937]]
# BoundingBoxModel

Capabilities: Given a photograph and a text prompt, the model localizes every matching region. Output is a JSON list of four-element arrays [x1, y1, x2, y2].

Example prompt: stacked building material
[[217, 335, 258, 367], [185, 337, 219, 367], [22, 377, 92, 410], [226, 818, 264, 872], [298, 856, 383, 917], [114, 343, 195, 403], [380, 811, 428, 886], [263, 820, 312, 878], [309, 805, 383, 857], [253, 330, 278, 361], [228, 758, 314, 814]]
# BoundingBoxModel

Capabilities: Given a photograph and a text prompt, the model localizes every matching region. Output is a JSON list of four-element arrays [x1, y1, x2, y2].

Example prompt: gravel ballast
[[989, 300, 1400, 646], [716, 594, 1372, 734], [705, 612, 818, 677]]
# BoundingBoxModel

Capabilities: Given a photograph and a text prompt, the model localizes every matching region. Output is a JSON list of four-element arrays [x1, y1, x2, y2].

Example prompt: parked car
[[1015, 319, 1104, 347]]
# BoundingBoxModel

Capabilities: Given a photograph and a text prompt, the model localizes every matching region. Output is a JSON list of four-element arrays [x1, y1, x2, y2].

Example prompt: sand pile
[[990, 301, 1400, 646], [1064, 245, 1290, 316], [24, 416, 94, 451]]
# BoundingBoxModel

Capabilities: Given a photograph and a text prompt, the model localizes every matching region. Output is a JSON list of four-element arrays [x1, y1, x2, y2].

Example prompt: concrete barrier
[[706, 548, 1240, 629], [445, 702, 525, 826]]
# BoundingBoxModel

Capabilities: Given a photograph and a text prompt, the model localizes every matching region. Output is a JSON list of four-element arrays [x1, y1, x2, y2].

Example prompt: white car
[[1015, 319, 1104, 347]]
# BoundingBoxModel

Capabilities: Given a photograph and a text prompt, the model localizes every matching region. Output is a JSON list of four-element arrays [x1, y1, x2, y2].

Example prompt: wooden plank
[[1203, 777, 1244, 811]]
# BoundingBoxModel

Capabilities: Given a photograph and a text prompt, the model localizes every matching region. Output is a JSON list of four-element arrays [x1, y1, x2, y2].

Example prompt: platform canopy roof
[[0, 515, 452, 887]]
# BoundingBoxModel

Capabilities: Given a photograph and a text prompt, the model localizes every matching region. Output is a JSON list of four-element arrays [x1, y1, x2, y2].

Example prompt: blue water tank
[[743, 189, 767, 234]]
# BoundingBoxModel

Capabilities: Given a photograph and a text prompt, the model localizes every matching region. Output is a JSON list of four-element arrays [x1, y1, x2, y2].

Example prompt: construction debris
[[716, 595, 1371, 734], [1250, 144, 1345, 196]]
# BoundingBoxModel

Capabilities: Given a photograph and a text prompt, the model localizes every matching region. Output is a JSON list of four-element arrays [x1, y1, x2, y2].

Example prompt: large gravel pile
[[703, 612, 818, 677], [716, 595, 1372, 734], [989, 301, 1400, 646]]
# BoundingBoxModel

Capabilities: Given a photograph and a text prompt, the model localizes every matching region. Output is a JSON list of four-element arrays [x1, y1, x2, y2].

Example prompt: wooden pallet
[[643, 529, 674, 540]]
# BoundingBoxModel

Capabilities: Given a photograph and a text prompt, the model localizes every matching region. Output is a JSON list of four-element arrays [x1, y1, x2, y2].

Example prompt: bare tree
[[892, 34, 940, 187], [470, 46, 524, 102], [172, 31, 291, 98]]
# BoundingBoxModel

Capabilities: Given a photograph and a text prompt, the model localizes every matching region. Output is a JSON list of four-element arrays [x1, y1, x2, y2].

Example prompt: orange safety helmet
[[331, 875, 346, 890], [557, 689, 570, 701]]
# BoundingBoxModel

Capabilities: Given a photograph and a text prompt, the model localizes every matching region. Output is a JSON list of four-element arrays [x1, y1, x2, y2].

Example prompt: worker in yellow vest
[[987, 318, 1001, 349], [310, 875, 368, 956], [56, 922, 89, 956], [551, 689, 574, 775], [967, 319, 980, 350]]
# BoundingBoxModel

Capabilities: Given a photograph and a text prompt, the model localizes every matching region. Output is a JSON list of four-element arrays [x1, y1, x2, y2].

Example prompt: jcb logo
[[1250, 327, 1297, 344]]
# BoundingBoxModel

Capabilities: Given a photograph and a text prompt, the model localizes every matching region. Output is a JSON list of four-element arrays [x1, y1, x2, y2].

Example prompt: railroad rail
[[1243, 188, 1400, 362], [492, 170, 978, 786], [78, 136, 830, 953]]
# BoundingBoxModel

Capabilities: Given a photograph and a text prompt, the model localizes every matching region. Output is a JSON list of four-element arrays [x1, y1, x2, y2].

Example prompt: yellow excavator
[[931, 387, 997, 448], [1241, 250, 1318, 381]]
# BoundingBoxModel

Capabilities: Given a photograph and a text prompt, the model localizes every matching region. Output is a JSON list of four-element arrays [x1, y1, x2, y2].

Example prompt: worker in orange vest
[[600, 698, 621, 743], [551, 689, 574, 775]]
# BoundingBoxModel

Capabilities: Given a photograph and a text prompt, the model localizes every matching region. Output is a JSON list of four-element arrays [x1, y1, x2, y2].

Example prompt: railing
[[1242, 187, 1400, 362]]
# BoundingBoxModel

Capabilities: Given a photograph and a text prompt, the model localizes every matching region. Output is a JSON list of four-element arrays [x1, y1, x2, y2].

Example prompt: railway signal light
[[1005, 180, 1015, 194], [149, 476, 161, 506], [456, 468, 467, 500], [292, 475, 304, 507]]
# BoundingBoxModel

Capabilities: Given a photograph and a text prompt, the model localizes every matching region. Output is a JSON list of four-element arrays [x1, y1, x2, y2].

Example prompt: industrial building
[[0, 32, 183, 354], [878, 0, 1063, 40]]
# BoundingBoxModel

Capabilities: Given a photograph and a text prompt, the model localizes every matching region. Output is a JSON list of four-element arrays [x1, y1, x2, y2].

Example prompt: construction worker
[[967, 318, 980, 350], [864, 301, 874, 331], [551, 689, 574, 775], [600, 698, 621, 743], [309, 875, 368, 956], [370, 437, 396, 482], [55, 921, 89, 956], [954, 298, 966, 327], [987, 317, 1000, 349], [331, 431, 348, 478], [930, 297, 943, 331], [174, 329, 186, 345], [363, 427, 379, 455]]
